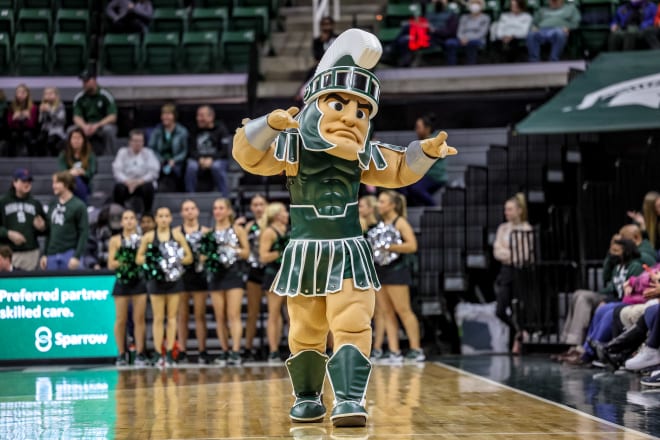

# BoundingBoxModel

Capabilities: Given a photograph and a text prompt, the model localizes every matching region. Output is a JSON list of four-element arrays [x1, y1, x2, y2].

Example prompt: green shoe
[[286, 350, 328, 423], [327, 344, 371, 427]]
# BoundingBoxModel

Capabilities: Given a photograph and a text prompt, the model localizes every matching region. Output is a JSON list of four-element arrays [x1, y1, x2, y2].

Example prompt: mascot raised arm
[[233, 29, 457, 427]]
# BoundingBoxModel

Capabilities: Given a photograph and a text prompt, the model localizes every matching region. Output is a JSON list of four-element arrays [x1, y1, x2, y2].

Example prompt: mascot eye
[[356, 109, 366, 119], [329, 101, 343, 112]]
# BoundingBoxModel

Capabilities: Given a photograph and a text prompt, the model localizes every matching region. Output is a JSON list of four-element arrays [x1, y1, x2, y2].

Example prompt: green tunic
[[271, 134, 381, 297]]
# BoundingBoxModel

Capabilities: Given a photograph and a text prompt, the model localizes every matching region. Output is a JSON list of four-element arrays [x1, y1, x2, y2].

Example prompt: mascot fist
[[267, 107, 300, 131], [420, 131, 458, 159]]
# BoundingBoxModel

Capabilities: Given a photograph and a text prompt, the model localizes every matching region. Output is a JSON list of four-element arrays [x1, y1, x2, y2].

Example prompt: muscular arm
[[232, 107, 301, 176], [361, 132, 456, 188]]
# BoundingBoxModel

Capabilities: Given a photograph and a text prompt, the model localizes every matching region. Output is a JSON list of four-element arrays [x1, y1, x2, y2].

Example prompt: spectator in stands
[[491, 0, 532, 62], [148, 103, 188, 192], [58, 128, 97, 204], [140, 212, 155, 234], [609, 0, 657, 51], [628, 191, 660, 253], [567, 238, 645, 365], [112, 129, 160, 215], [0, 169, 46, 270], [7, 84, 38, 157], [619, 224, 657, 266], [526, 0, 581, 62], [643, 5, 660, 48], [394, 0, 459, 67], [40, 171, 89, 271], [38, 87, 66, 157], [493, 193, 533, 355], [444, 0, 491, 65], [185, 105, 230, 196], [0, 245, 13, 272], [557, 233, 644, 362], [106, 0, 153, 35], [297, 16, 338, 102], [72, 71, 118, 156], [399, 113, 447, 206], [0, 90, 7, 154]]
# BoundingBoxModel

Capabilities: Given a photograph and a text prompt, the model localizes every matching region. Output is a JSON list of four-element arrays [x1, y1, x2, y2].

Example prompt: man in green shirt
[[0, 168, 47, 270], [39, 171, 89, 271], [71, 71, 118, 156], [526, 0, 581, 61]]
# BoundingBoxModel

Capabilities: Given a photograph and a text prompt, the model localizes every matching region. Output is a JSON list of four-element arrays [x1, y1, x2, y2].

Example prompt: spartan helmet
[[297, 29, 383, 167]]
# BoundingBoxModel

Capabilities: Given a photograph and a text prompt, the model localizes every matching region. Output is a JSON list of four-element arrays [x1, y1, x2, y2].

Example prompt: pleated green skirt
[[271, 237, 381, 296]]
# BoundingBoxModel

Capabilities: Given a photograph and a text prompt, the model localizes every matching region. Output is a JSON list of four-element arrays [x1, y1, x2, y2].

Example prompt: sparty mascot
[[233, 28, 457, 427]]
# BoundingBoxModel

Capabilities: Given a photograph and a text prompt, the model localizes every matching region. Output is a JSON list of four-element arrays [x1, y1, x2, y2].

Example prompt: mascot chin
[[232, 28, 457, 427]]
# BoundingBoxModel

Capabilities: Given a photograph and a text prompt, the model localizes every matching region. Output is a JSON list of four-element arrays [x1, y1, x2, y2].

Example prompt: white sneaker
[[385, 351, 403, 364], [625, 346, 660, 371]]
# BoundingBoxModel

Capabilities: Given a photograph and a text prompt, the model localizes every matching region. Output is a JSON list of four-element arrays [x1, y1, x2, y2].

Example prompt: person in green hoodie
[[620, 224, 657, 266], [526, 0, 581, 61], [39, 171, 89, 271], [147, 103, 188, 189], [0, 168, 47, 270]]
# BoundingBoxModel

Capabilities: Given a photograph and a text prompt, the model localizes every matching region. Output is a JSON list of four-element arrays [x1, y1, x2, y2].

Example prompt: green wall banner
[[516, 51, 660, 134], [0, 274, 117, 361]]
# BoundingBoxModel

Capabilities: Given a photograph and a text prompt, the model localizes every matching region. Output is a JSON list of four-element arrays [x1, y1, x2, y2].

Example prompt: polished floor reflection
[[442, 354, 660, 439], [0, 360, 654, 439]]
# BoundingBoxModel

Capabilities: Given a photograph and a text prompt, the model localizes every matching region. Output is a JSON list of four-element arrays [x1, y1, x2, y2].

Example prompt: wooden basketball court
[[0, 361, 654, 439]]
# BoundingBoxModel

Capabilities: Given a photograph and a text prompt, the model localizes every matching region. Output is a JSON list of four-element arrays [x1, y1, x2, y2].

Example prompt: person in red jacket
[[7, 84, 38, 157]]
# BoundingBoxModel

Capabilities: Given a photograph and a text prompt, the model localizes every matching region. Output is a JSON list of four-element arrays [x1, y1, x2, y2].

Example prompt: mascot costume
[[233, 29, 457, 427]]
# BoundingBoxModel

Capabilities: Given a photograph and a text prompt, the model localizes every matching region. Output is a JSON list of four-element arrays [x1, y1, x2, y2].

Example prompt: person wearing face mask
[[555, 233, 644, 362], [608, 0, 657, 51], [444, 0, 491, 65]]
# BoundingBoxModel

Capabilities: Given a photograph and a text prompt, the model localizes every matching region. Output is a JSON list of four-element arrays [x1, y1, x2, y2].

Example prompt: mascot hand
[[267, 107, 300, 131], [421, 131, 457, 159]]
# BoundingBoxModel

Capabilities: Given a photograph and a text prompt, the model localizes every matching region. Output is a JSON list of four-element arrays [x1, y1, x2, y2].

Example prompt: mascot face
[[316, 92, 372, 161]]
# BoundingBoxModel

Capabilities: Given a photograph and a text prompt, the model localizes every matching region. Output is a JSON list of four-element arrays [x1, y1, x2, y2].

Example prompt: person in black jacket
[[0, 169, 46, 270], [185, 105, 230, 196]]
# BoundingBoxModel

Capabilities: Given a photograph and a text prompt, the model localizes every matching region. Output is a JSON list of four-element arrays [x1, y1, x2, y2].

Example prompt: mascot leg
[[287, 295, 330, 422], [325, 282, 375, 427]]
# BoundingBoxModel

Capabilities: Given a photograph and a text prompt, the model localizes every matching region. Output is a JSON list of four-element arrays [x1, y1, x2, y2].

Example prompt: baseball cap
[[13, 168, 32, 182], [79, 69, 96, 81]]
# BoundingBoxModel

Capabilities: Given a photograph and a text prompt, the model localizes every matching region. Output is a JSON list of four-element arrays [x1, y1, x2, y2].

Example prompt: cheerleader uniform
[[208, 226, 246, 291], [262, 226, 290, 292], [246, 222, 266, 285], [146, 228, 184, 294], [182, 225, 208, 292], [374, 217, 413, 287], [112, 234, 146, 296]]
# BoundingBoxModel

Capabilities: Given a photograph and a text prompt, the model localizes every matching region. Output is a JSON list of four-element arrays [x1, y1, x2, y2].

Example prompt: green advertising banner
[[0, 274, 117, 361], [516, 51, 660, 134]]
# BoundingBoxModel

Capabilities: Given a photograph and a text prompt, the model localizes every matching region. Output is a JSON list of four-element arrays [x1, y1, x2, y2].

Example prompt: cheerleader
[[258, 202, 290, 364], [174, 200, 211, 364], [373, 191, 425, 363], [203, 198, 249, 366], [136, 207, 193, 367], [241, 194, 268, 361], [108, 209, 147, 366]]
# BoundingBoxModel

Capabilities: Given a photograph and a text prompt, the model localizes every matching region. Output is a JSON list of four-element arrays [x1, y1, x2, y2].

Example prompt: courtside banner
[[0, 273, 117, 360]]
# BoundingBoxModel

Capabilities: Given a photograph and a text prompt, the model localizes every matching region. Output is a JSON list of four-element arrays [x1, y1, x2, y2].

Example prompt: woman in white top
[[493, 193, 533, 354], [491, 0, 533, 61]]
